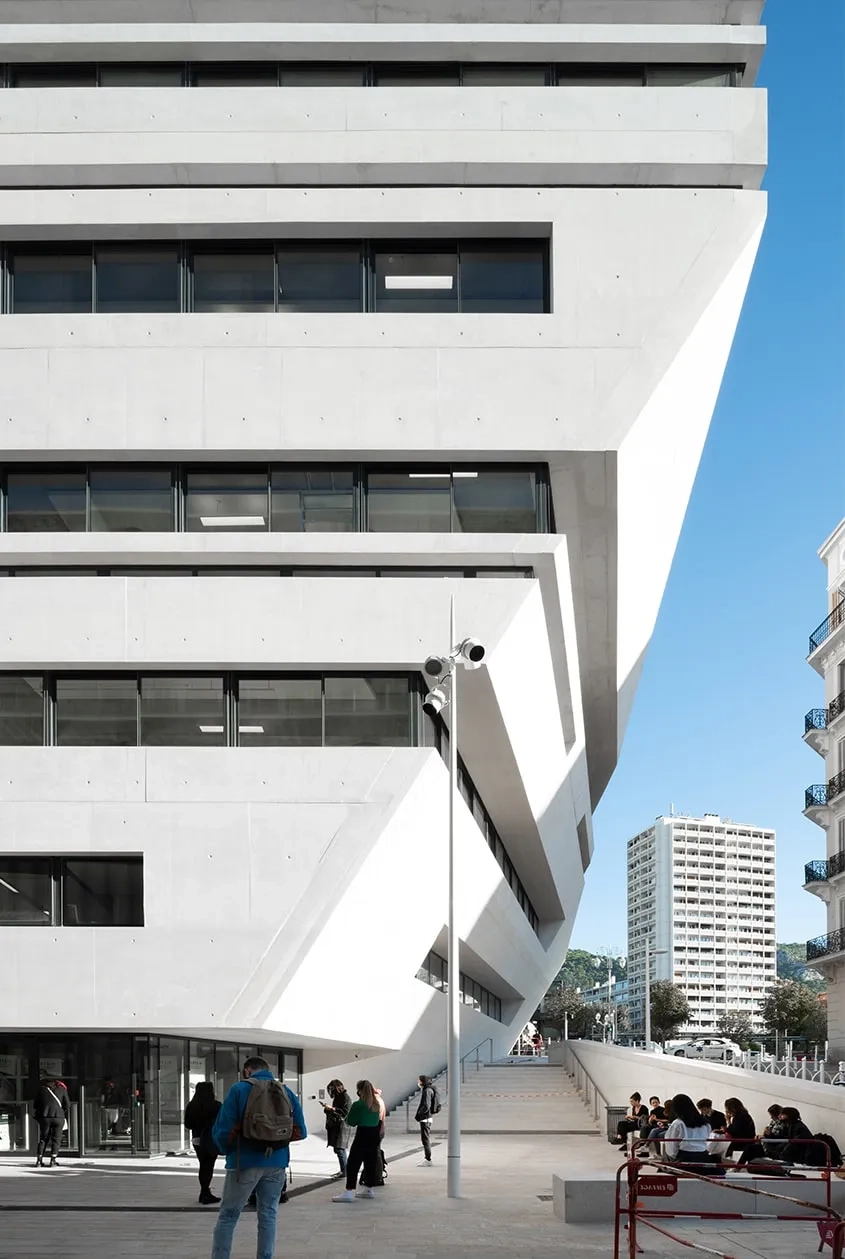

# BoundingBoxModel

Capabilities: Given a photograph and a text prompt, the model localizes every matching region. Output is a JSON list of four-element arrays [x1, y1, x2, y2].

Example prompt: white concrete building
[[803, 518, 845, 1058], [0, 0, 766, 1156], [627, 814, 777, 1036]]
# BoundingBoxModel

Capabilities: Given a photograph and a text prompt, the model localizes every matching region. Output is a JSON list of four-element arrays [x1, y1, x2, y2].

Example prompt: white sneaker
[[356, 1188, 375, 1199], [332, 1190, 355, 1202], [418, 1160, 434, 1167]]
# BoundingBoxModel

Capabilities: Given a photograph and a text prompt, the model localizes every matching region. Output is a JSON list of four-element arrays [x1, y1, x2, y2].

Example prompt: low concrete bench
[[553, 1170, 845, 1223]]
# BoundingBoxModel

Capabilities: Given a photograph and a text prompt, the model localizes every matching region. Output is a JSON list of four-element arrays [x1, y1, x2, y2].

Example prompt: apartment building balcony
[[829, 770, 845, 806], [830, 690, 845, 729], [806, 928, 845, 968], [803, 708, 829, 757], [804, 784, 830, 828], [803, 852, 845, 902], [808, 598, 845, 674]]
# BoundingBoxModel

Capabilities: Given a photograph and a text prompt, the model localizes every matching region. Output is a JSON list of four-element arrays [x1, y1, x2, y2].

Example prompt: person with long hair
[[184, 1080, 222, 1204], [322, 1079, 351, 1177], [721, 1097, 762, 1164], [332, 1080, 383, 1203], [661, 1093, 713, 1169]]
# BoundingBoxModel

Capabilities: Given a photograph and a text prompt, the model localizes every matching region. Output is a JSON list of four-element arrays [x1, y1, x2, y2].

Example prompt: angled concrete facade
[[0, 0, 766, 1155]]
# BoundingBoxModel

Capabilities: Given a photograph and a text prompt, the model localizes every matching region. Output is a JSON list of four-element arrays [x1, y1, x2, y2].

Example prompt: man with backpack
[[414, 1075, 441, 1166], [210, 1056, 306, 1259]]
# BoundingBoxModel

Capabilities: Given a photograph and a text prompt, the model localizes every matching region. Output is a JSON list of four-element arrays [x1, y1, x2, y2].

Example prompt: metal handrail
[[807, 927, 845, 961], [806, 783, 828, 809], [829, 769, 845, 802], [805, 707, 829, 733], [809, 597, 845, 653], [830, 689, 845, 724], [805, 858, 829, 883], [460, 1036, 494, 1083], [563, 1041, 611, 1125]]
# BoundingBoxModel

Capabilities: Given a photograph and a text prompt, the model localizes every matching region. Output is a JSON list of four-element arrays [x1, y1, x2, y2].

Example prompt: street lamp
[[644, 941, 669, 1051], [422, 595, 486, 1201], [593, 954, 626, 1043]]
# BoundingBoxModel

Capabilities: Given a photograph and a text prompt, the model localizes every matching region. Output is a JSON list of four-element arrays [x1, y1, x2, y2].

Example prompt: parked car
[[668, 1037, 742, 1063]]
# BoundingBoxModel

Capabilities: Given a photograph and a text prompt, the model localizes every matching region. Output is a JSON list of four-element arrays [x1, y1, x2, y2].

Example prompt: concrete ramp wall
[[556, 1040, 845, 1145]]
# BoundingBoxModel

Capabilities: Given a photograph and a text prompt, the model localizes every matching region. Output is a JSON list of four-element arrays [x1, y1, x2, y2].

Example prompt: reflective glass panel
[[56, 679, 138, 747], [374, 65, 460, 86], [61, 858, 143, 926], [0, 676, 43, 744], [89, 467, 173, 532], [98, 64, 184, 86], [11, 64, 96, 86], [237, 679, 322, 747], [324, 676, 411, 747], [374, 248, 458, 313], [185, 471, 269, 532], [270, 469, 355, 532], [452, 469, 538, 532], [460, 244, 546, 313], [193, 250, 275, 313], [6, 471, 87, 532], [95, 247, 180, 314], [279, 65, 367, 86], [276, 247, 362, 313], [367, 471, 452, 532], [11, 252, 92, 314], [140, 677, 225, 746], [462, 65, 548, 85], [191, 63, 278, 86], [0, 858, 53, 924], [646, 65, 734, 86], [556, 64, 645, 85]]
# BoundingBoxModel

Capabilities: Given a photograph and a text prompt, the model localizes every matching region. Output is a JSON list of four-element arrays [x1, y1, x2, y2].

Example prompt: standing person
[[696, 1098, 726, 1132], [414, 1075, 440, 1167], [210, 1056, 306, 1259], [322, 1080, 351, 1178], [184, 1081, 222, 1205], [332, 1080, 383, 1203], [34, 1077, 69, 1168]]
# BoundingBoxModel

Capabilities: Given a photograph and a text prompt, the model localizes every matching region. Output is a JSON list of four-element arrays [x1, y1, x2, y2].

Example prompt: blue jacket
[[212, 1071, 307, 1171]]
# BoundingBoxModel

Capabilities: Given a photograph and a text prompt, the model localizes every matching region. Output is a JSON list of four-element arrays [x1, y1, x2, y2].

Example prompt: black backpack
[[810, 1133, 843, 1168], [430, 1086, 442, 1115]]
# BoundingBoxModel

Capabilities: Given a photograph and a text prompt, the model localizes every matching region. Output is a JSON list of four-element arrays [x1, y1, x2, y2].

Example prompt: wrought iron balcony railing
[[804, 852, 845, 884], [807, 928, 845, 962], [830, 690, 845, 724], [806, 784, 828, 810], [809, 598, 845, 653], [805, 708, 828, 734], [828, 769, 845, 803]]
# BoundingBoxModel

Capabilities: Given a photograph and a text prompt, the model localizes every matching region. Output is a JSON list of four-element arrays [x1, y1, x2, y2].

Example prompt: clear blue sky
[[570, 0, 845, 955]]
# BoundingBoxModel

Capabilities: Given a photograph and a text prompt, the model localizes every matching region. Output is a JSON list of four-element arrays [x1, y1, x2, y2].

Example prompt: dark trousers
[[37, 1119, 64, 1159], [616, 1119, 641, 1147], [345, 1125, 381, 1191], [333, 1145, 348, 1173], [197, 1150, 218, 1194], [420, 1120, 432, 1161]]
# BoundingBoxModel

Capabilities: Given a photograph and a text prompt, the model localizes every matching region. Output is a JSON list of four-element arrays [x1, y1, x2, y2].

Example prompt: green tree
[[554, 948, 626, 993], [649, 981, 691, 1047], [801, 997, 828, 1048], [542, 983, 586, 1033], [777, 943, 826, 994], [760, 979, 819, 1039], [717, 1010, 754, 1048]]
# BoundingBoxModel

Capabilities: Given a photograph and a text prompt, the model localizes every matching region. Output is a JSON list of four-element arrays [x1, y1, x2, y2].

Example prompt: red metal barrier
[[613, 1138, 843, 1259]]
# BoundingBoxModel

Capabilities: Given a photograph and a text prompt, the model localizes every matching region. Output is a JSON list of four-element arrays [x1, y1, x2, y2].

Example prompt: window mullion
[[229, 674, 238, 747], [53, 856, 62, 927], [321, 675, 326, 747]]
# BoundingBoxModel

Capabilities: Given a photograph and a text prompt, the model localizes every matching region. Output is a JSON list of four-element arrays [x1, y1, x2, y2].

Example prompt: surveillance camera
[[422, 685, 450, 718], [423, 655, 448, 679], [457, 637, 485, 669]]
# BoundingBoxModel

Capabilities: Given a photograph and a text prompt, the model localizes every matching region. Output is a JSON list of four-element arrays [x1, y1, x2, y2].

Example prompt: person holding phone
[[322, 1080, 351, 1177]]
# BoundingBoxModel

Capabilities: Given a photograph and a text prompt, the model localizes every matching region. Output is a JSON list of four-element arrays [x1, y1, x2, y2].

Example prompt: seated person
[[634, 1100, 666, 1153], [662, 1093, 718, 1172], [613, 1093, 649, 1147], [717, 1097, 763, 1165], [778, 1107, 814, 1165], [761, 1103, 787, 1158], [697, 1097, 726, 1131]]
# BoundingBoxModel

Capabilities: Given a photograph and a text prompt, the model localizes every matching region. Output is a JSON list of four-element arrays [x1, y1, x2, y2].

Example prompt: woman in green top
[[332, 1080, 383, 1202]]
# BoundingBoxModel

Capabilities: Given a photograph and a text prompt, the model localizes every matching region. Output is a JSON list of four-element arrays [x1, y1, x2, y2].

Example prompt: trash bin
[[606, 1105, 628, 1144]]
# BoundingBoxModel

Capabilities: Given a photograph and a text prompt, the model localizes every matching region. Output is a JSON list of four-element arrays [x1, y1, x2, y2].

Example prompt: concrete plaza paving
[[0, 1128, 838, 1259]]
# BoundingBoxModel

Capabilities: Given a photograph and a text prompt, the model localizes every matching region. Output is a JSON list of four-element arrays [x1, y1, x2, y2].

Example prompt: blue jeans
[[211, 1166, 286, 1259]]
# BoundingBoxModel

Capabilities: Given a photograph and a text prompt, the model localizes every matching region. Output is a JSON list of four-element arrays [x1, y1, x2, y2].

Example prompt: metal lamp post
[[422, 596, 486, 1201], [644, 942, 669, 1051]]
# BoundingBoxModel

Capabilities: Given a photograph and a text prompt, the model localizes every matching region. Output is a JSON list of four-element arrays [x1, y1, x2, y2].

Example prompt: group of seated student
[[616, 1092, 820, 1169]]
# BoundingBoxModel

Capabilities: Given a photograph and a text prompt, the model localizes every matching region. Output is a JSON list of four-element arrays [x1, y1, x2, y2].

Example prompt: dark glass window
[[185, 471, 269, 532], [95, 247, 180, 314], [98, 64, 184, 86], [11, 64, 96, 87], [10, 251, 92, 314], [89, 468, 173, 532], [462, 65, 549, 85], [237, 679, 322, 747], [556, 64, 645, 85], [56, 679, 138, 747], [0, 676, 43, 745], [0, 858, 53, 924], [276, 247, 362, 313], [270, 469, 355, 532], [374, 65, 460, 86], [367, 470, 452, 532], [646, 65, 735, 86], [6, 471, 87, 532], [191, 63, 278, 86], [324, 676, 411, 747], [279, 65, 367, 86], [140, 677, 225, 746], [61, 858, 143, 927], [460, 244, 546, 314], [452, 469, 538, 532], [374, 248, 458, 314], [193, 250, 275, 313]]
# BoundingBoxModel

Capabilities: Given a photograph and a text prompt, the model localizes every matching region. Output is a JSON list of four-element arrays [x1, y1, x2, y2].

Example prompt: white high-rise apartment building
[[628, 815, 777, 1036], [803, 519, 845, 1058], [0, 1, 766, 1157]]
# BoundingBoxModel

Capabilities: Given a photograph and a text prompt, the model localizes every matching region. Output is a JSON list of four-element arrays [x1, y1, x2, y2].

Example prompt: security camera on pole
[[422, 596, 485, 1201]]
